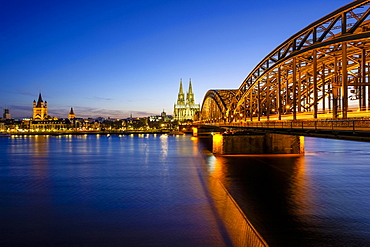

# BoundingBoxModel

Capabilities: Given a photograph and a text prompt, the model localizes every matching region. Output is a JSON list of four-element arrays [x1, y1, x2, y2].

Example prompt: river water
[[0, 134, 369, 246], [205, 137, 370, 246]]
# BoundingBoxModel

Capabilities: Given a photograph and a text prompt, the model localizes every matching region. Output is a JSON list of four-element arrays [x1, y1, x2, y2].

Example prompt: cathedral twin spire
[[177, 79, 185, 105], [174, 78, 200, 122], [186, 79, 194, 105], [177, 78, 195, 106]]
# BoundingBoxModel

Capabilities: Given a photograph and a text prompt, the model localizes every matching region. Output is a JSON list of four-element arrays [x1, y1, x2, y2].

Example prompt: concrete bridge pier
[[212, 133, 304, 155], [192, 126, 224, 137]]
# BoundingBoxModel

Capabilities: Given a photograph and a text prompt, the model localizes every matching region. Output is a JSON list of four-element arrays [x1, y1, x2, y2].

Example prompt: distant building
[[148, 110, 174, 129], [173, 79, 200, 122], [30, 93, 70, 131], [3, 109, 11, 119], [122, 116, 148, 130], [33, 93, 48, 120], [30, 119, 70, 131], [68, 108, 75, 119]]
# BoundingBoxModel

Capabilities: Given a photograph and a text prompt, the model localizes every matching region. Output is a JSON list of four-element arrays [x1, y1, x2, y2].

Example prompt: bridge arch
[[200, 0, 370, 122], [200, 90, 237, 122]]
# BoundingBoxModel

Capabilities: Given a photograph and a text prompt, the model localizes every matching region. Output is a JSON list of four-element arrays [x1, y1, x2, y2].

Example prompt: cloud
[[16, 90, 38, 97], [0, 89, 36, 97], [48, 106, 157, 119], [131, 111, 161, 116], [6, 105, 32, 111], [1, 105, 33, 119], [3, 103, 159, 120], [88, 96, 113, 101]]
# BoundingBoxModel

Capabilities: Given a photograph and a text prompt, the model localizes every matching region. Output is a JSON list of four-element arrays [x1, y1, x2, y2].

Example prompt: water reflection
[[2, 135, 370, 246], [200, 137, 370, 246], [30, 136, 50, 178], [204, 153, 317, 246], [160, 134, 168, 160], [0, 135, 229, 246], [206, 162, 268, 246]]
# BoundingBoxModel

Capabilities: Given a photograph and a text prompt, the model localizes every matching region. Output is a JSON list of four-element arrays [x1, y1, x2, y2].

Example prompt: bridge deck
[[198, 119, 370, 142]]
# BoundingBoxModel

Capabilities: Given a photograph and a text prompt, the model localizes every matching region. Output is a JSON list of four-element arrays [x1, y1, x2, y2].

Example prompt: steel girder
[[232, 0, 370, 121], [200, 90, 238, 121], [201, 0, 370, 122]]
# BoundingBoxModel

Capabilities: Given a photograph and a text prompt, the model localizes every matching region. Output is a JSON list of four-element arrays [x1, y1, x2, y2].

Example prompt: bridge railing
[[201, 119, 370, 132]]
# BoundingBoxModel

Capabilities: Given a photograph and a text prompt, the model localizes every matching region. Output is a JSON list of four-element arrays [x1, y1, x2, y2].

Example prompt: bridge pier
[[212, 133, 304, 155], [192, 126, 224, 137]]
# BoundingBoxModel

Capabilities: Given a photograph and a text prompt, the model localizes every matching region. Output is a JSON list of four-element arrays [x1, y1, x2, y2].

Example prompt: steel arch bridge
[[200, 0, 370, 123]]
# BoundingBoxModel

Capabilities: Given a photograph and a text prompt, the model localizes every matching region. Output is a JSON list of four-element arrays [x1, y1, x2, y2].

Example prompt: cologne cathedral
[[173, 79, 200, 122]]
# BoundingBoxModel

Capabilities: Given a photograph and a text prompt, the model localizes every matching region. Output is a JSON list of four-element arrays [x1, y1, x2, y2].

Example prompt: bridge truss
[[201, 0, 370, 122]]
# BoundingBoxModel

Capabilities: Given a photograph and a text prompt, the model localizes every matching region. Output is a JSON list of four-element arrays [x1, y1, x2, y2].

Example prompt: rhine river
[[0, 134, 370, 246]]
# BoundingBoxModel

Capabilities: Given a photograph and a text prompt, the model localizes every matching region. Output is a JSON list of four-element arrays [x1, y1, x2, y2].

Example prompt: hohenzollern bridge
[[199, 0, 370, 140]]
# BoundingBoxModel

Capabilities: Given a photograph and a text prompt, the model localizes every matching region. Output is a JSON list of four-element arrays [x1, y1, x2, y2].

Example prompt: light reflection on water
[[1, 135, 370, 246], [202, 137, 370, 246], [0, 135, 230, 247]]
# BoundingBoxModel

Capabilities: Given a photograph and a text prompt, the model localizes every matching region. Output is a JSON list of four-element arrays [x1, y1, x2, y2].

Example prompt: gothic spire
[[177, 78, 185, 105], [186, 78, 194, 105], [180, 78, 184, 94]]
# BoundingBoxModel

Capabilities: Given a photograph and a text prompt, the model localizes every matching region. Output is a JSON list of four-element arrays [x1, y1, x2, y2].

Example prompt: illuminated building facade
[[148, 110, 174, 129], [30, 93, 69, 131], [174, 79, 200, 122], [30, 119, 70, 131], [33, 93, 48, 120], [68, 108, 75, 119]]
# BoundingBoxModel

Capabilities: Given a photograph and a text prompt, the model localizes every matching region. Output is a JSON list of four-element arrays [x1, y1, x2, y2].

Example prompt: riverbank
[[5, 130, 182, 136]]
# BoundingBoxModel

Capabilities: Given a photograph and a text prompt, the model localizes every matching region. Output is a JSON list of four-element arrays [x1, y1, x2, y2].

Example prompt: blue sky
[[0, 0, 351, 119]]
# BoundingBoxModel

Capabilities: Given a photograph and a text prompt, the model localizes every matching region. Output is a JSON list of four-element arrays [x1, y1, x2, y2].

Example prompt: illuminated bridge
[[199, 0, 370, 139]]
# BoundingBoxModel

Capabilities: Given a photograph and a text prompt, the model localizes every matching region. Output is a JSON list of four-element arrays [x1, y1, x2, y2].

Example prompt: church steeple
[[68, 107, 75, 119], [186, 78, 195, 105], [36, 93, 44, 107], [33, 92, 48, 120], [177, 78, 185, 105]]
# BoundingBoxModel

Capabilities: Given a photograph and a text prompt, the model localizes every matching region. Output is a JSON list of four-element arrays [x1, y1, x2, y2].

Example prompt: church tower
[[186, 78, 195, 105], [174, 78, 200, 123], [33, 93, 48, 120], [68, 107, 75, 119], [3, 109, 11, 119], [177, 78, 185, 105]]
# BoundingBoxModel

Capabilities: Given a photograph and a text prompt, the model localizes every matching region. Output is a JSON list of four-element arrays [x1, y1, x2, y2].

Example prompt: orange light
[[213, 134, 223, 145]]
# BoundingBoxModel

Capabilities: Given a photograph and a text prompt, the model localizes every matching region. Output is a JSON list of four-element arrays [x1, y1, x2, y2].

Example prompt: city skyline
[[1, 0, 350, 119]]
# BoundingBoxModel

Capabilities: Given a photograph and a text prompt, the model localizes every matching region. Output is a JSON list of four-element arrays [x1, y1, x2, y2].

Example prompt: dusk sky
[[1, 0, 351, 119]]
